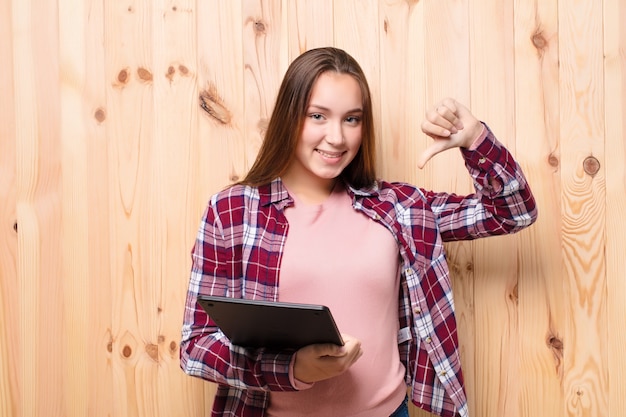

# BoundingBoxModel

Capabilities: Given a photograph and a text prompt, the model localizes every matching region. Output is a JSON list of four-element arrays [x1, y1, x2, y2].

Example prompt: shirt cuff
[[289, 354, 314, 390], [467, 123, 487, 150]]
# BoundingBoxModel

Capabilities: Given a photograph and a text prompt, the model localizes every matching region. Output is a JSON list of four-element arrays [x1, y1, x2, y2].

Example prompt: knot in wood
[[145, 343, 159, 362], [94, 108, 106, 123], [508, 284, 519, 304], [548, 153, 559, 168], [137, 67, 153, 82], [548, 336, 563, 351], [122, 345, 132, 358], [254, 20, 266, 34], [583, 156, 600, 176], [532, 30, 547, 50], [199, 84, 232, 125], [117, 68, 130, 84]]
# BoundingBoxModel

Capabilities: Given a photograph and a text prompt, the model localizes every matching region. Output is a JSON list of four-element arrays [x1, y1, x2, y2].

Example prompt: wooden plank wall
[[1, 1, 624, 416]]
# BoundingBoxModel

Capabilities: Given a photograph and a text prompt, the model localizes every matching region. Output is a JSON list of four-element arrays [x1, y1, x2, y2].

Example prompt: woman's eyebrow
[[308, 104, 363, 113]]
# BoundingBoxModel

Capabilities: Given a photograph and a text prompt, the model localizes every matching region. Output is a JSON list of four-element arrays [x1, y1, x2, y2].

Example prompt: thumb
[[417, 139, 452, 169], [312, 342, 347, 358]]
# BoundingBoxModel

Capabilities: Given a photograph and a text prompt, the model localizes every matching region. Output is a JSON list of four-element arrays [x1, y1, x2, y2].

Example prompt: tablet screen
[[197, 295, 344, 349]]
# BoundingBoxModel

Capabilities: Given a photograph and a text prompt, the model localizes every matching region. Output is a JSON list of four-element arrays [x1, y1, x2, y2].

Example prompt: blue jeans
[[389, 396, 409, 417]]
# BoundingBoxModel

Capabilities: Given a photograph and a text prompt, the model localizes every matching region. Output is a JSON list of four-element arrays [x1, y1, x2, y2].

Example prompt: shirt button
[[413, 307, 421, 315], [478, 157, 486, 164], [425, 337, 432, 344], [440, 371, 447, 377]]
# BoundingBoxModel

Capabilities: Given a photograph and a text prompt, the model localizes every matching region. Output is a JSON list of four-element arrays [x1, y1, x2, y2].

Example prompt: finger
[[421, 119, 454, 138], [308, 342, 346, 358], [417, 140, 453, 169], [424, 107, 459, 134], [433, 101, 464, 131]]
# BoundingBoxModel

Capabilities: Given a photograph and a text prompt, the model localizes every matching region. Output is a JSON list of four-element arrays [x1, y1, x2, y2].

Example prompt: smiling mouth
[[316, 149, 345, 158]]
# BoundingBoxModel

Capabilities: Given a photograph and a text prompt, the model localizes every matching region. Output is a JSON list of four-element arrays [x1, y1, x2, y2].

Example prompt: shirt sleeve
[[422, 123, 538, 241], [179, 198, 297, 392]]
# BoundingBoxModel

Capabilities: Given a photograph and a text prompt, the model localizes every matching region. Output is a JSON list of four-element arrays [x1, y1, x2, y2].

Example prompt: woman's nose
[[325, 122, 344, 145]]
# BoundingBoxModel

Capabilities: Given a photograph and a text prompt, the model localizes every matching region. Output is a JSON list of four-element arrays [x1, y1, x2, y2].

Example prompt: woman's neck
[[281, 176, 338, 205]]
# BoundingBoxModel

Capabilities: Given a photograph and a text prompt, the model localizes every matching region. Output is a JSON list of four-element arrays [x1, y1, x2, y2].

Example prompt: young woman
[[181, 47, 537, 417]]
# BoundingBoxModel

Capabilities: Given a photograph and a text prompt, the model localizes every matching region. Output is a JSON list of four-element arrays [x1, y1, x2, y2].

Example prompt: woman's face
[[283, 71, 363, 194]]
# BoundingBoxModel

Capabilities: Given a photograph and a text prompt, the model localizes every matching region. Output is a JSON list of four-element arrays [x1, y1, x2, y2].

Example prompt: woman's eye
[[346, 116, 361, 124], [309, 113, 323, 120]]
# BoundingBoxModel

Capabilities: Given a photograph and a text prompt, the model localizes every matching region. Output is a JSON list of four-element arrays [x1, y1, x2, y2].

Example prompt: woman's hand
[[293, 334, 363, 384], [417, 98, 484, 168]]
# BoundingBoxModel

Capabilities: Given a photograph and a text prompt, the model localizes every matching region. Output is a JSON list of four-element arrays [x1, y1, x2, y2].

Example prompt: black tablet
[[197, 295, 344, 349]]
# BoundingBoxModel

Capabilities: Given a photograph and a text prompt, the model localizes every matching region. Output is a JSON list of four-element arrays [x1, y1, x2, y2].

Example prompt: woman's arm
[[422, 123, 537, 241], [179, 198, 296, 392]]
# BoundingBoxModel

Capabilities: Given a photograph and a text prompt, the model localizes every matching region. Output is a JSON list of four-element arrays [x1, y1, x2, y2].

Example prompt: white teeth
[[317, 150, 342, 158]]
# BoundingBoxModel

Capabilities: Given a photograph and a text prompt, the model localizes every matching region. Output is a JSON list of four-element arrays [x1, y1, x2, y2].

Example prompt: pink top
[[267, 183, 406, 417]]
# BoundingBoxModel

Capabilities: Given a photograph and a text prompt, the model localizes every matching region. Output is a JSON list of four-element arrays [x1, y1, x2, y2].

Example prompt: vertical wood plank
[[83, 0, 114, 414], [197, 0, 246, 199], [603, 0, 626, 416], [58, 0, 90, 414], [513, 1, 566, 417], [0, 0, 19, 415], [558, 1, 608, 416], [150, 0, 203, 415], [12, 0, 64, 415], [11, 2, 41, 414], [242, 0, 288, 166], [469, 1, 519, 416], [378, 0, 425, 184], [104, 1, 157, 415]]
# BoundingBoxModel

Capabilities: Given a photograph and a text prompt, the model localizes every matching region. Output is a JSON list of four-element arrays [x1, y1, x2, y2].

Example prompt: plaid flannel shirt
[[181, 125, 537, 417]]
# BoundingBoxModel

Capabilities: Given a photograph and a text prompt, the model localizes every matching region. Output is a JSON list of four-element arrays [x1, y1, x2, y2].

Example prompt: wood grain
[[558, 1, 608, 416], [603, 1, 626, 417], [59, 0, 90, 414], [513, 1, 566, 417], [288, 0, 334, 59], [379, 0, 425, 184], [2, 1, 626, 416], [0, 0, 19, 415], [242, 0, 288, 166], [83, 0, 114, 414], [104, 1, 159, 415]]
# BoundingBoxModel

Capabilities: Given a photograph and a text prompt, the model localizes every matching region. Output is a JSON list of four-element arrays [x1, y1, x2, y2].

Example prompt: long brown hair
[[240, 47, 377, 189]]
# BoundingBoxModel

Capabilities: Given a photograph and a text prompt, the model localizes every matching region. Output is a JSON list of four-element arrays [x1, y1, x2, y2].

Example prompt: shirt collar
[[258, 178, 292, 207], [347, 180, 380, 198], [258, 177, 380, 207]]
